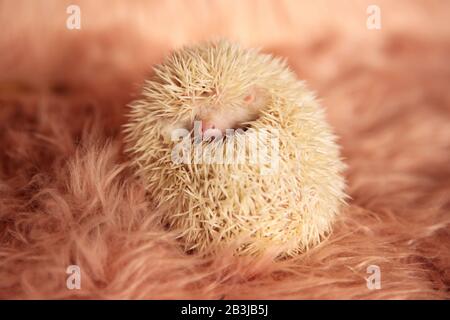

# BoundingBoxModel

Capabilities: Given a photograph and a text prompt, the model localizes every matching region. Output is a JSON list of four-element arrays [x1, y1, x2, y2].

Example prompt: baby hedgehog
[[124, 40, 346, 257]]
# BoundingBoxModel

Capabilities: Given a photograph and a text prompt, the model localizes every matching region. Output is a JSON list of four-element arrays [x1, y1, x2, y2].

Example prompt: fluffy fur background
[[0, 0, 449, 299]]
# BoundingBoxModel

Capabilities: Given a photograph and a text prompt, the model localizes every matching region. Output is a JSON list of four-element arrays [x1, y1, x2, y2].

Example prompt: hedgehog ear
[[244, 88, 256, 104]]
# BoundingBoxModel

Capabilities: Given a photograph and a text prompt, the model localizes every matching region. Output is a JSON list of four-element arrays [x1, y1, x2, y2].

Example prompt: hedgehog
[[123, 40, 346, 257]]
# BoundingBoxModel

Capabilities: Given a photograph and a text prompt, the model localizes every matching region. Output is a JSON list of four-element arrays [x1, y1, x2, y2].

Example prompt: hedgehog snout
[[201, 120, 216, 132]]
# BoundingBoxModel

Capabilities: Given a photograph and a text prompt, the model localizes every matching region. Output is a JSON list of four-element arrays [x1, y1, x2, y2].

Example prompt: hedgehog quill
[[123, 40, 346, 257]]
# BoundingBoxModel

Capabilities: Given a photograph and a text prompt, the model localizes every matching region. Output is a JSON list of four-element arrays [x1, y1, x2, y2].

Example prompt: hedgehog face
[[146, 41, 282, 138], [192, 86, 268, 134]]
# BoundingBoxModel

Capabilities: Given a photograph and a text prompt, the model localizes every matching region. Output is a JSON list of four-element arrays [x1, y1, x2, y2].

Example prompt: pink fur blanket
[[0, 0, 449, 299]]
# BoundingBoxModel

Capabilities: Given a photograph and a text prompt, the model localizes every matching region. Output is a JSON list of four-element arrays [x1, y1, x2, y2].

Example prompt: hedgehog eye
[[199, 85, 209, 97]]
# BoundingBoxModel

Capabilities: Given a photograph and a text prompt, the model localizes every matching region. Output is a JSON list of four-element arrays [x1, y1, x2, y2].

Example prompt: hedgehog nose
[[201, 121, 215, 133]]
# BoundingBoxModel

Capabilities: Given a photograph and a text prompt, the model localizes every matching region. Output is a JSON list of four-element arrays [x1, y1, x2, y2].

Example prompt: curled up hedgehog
[[123, 40, 346, 257]]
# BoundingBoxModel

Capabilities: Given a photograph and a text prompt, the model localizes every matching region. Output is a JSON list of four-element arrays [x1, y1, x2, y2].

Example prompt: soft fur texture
[[0, 0, 449, 299]]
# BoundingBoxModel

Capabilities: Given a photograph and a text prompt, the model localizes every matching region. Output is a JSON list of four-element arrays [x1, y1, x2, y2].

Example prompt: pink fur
[[0, 0, 449, 299]]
